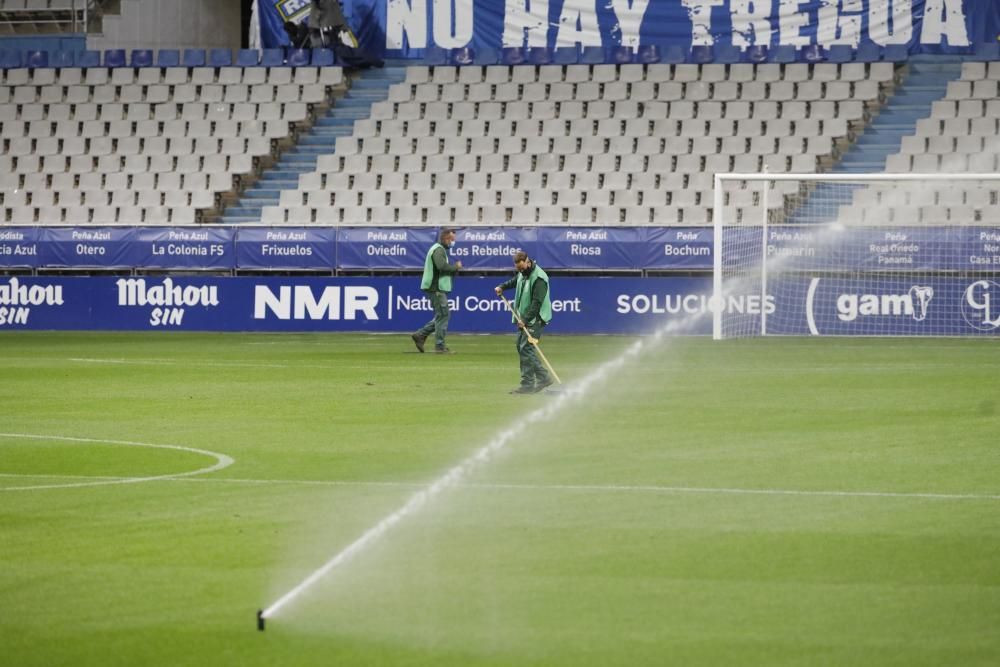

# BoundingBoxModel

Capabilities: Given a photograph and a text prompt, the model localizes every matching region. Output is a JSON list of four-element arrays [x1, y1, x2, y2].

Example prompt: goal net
[[712, 173, 1000, 339]]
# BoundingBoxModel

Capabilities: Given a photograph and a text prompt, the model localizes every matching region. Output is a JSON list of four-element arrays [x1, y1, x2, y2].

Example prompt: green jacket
[[420, 243, 459, 293], [499, 262, 552, 325]]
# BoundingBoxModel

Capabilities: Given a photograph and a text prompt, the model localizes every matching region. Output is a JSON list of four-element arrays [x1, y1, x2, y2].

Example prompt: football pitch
[[1, 331, 998, 666]]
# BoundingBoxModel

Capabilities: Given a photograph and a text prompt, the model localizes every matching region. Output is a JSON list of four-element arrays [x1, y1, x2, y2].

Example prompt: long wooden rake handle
[[498, 293, 562, 385]]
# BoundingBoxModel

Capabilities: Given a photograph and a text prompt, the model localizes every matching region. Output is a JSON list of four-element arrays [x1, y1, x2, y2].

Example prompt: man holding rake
[[495, 251, 557, 394]]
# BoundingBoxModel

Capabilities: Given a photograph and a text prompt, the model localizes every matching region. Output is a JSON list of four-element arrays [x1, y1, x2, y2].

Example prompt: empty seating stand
[[267, 61, 897, 226], [1, 47, 347, 225]]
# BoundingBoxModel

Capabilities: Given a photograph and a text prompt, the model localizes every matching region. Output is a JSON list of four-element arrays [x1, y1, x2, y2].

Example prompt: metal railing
[[0, 0, 97, 33]]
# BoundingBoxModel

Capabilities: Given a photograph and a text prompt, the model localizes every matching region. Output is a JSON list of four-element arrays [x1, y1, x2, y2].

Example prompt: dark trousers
[[415, 291, 450, 349], [516, 321, 550, 388]]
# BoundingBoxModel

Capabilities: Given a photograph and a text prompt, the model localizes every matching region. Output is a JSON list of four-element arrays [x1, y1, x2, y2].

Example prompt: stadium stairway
[[219, 66, 407, 224], [788, 56, 962, 223]]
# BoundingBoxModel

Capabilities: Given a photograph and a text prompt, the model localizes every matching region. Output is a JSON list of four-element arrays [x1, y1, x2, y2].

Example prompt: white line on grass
[[4, 472, 996, 502], [0, 433, 234, 491]]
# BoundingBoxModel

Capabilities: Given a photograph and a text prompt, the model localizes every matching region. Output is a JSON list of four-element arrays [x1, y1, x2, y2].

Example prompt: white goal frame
[[712, 172, 1000, 340]]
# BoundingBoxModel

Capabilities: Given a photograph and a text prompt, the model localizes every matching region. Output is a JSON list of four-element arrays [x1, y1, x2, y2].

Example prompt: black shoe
[[434, 346, 455, 354], [509, 385, 534, 394], [534, 377, 554, 392], [411, 333, 426, 353]]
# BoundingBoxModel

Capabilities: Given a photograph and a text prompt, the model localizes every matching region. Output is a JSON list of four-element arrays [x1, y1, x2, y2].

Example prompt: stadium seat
[[311, 48, 334, 66], [612, 46, 634, 64], [661, 44, 685, 63], [49, 50, 74, 68], [553, 47, 578, 64], [501, 46, 526, 65], [826, 45, 853, 63], [473, 47, 498, 65], [854, 43, 880, 62], [0, 49, 23, 68], [260, 49, 284, 67], [157, 49, 180, 67], [716, 44, 742, 63], [25, 50, 48, 68], [637, 44, 660, 64], [130, 49, 153, 67], [527, 47, 552, 65], [209, 48, 232, 67], [181, 49, 205, 67], [769, 45, 796, 63], [690, 45, 714, 64], [745, 45, 767, 63], [579, 46, 604, 64], [451, 47, 474, 65], [103, 49, 126, 67], [287, 48, 310, 67], [236, 49, 260, 66], [424, 46, 448, 65], [801, 44, 824, 62]]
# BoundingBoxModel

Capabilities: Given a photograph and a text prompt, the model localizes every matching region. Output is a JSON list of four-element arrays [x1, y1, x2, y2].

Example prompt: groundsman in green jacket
[[412, 228, 462, 354], [495, 251, 553, 394]]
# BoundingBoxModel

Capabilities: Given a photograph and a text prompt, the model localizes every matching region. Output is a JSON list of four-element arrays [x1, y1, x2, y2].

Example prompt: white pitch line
[[3, 471, 997, 502], [0, 433, 234, 491]]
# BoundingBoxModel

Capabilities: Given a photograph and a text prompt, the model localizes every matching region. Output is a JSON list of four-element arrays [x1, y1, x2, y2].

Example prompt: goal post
[[712, 173, 1000, 339]]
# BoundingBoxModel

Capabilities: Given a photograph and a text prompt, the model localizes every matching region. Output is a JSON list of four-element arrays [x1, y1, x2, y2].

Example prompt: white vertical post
[[712, 174, 724, 340], [759, 177, 770, 336]]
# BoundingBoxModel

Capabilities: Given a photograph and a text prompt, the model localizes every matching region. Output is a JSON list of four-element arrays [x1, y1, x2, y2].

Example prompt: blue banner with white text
[[2, 275, 999, 336], [235, 227, 335, 270], [4, 226, 1000, 272], [255, 0, 993, 62]]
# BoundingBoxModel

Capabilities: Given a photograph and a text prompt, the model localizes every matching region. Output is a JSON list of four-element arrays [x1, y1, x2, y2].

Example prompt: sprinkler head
[[257, 609, 265, 632]]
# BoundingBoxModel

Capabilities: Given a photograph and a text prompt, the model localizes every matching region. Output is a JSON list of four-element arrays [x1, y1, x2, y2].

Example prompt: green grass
[[1, 332, 998, 666]]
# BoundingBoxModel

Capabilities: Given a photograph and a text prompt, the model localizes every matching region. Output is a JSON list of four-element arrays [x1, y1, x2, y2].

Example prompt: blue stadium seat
[[527, 46, 552, 65], [209, 48, 232, 67], [130, 49, 153, 67], [157, 49, 180, 67], [424, 46, 448, 65], [883, 44, 908, 62], [662, 44, 686, 63], [103, 49, 126, 67], [716, 44, 742, 63], [769, 45, 796, 63], [75, 50, 100, 68], [690, 45, 714, 64], [747, 45, 768, 63], [311, 48, 335, 66], [51, 50, 75, 68], [287, 48, 310, 67], [473, 47, 498, 65], [553, 46, 578, 64], [975, 41, 1000, 60], [826, 45, 853, 62], [25, 50, 48, 68], [637, 44, 660, 64], [451, 47, 474, 65], [612, 46, 634, 64], [0, 50, 22, 68], [855, 43, 880, 62], [237, 49, 260, 66], [260, 48, 284, 66], [182, 48, 206, 67], [579, 46, 604, 64], [501, 46, 526, 65], [801, 44, 824, 62]]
